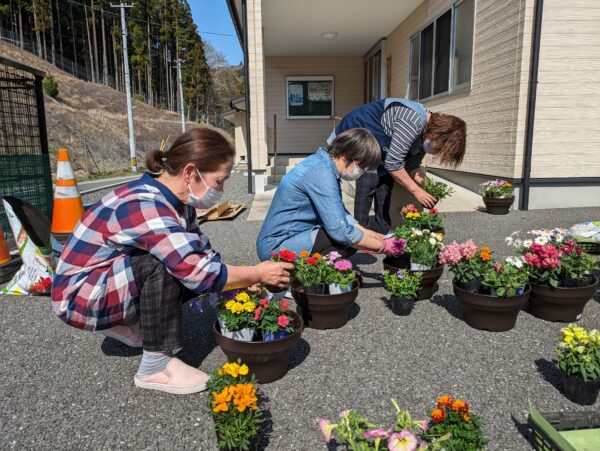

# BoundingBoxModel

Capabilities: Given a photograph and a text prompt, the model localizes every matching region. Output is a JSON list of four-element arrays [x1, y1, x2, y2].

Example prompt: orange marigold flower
[[300, 250, 310, 258], [451, 399, 469, 413], [232, 383, 258, 412], [431, 408, 446, 424], [312, 253, 322, 260], [211, 387, 233, 413], [479, 251, 491, 261], [480, 246, 491, 253], [437, 395, 453, 408]]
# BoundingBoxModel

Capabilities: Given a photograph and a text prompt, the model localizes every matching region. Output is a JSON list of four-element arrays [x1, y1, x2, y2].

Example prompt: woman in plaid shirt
[[51, 128, 293, 395]]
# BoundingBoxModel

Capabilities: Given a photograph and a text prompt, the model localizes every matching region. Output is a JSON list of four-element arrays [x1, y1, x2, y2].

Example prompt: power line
[[65, 0, 236, 37]]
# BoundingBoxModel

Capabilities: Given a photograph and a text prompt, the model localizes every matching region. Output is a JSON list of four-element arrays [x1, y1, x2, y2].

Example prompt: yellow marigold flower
[[300, 250, 310, 258], [503, 183, 512, 188], [462, 413, 471, 422], [238, 364, 249, 376], [235, 292, 250, 303], [563, 335, 574, 345], [243, 301, 256, 313]]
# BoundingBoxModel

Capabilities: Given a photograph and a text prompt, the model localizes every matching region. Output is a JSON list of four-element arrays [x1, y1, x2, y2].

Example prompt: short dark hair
[[327, 128, 381, 171]]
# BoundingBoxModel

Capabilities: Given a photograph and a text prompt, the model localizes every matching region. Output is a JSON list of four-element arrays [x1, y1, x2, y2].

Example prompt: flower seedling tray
[[575, 241, 600, 255], [528, 403, 600, 451]]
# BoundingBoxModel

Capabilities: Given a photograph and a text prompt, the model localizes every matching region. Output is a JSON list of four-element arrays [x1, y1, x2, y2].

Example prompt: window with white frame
[[286, 76, 334, 119], [408, 0, 475, 100]]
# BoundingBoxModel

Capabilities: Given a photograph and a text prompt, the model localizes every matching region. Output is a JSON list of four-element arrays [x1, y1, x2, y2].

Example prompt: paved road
[[1, 174, 599, 450], [77, 175, 141, 194]]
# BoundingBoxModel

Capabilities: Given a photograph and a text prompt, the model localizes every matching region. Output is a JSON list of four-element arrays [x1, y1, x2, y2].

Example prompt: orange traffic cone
[[51, 148, 84, 235], [0, 224, 10, 265]]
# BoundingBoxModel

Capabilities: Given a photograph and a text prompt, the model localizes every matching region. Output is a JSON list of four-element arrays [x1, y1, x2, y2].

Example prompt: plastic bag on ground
[[1, 197, 56, 296]]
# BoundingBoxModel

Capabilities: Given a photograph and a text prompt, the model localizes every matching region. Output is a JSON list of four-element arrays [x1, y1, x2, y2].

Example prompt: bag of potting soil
[[1, 197, 56, 296], [567, 221, 600, 243]]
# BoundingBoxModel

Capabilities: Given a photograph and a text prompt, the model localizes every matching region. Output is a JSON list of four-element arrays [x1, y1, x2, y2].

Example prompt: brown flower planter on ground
[[382, 254, 411, 274], [291, 280, 359, 329], [411, 265, 444, 300], [453, 282, 531, 332], [529, 275, 598, 322], [213, 311, 303, 383], [483, 196, 514, 215]]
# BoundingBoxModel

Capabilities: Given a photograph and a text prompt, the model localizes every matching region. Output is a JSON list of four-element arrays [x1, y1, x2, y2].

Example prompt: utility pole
[[111, 3, 137, 172], [175, 58, 185, 132]]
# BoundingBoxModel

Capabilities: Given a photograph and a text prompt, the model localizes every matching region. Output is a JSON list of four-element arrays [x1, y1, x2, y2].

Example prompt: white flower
[[534, 236, 548, 245], [555, 234, 564, 243], [523, 239, 533, 247], [505, 236, 514, 246], [541, 229, 552, 238], [414, 230, 423, 237], [429, 238, 437, 246], [422, 229, 431, 235], [438, 243, 445, 250], [530, 229, 541, 235], [505, 256, 524, 269], [514, 239, 523, 248]]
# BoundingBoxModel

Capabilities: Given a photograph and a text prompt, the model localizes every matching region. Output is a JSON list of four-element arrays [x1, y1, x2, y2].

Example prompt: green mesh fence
[[0, 57, 53, 241]]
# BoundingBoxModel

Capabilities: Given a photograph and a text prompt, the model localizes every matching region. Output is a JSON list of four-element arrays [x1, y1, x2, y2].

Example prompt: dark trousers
[[130, 252, 196, 352], [311, 228, 357, 259], [354, 171, 395, 234]]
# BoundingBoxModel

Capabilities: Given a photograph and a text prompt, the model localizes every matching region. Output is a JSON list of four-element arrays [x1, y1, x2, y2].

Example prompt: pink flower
[[493, 262, 504, 272], [461, 240, 478, 259], [260, 298, 269, 308], [438, 241, 463, 265], [429, 207, 439, 215], [318, 419, 335, 443], [392, 238, 407, 254], [339, 410, 351, 418], [281, 299, 288, 312], [328, 251, 342, 262], [420, 420, 429, 432], [254, 307, 262, 321], [277, 315, 289, 328], [388, 430, 418, 451], [364, 428, 390, 439], [334, 259, 353, 271]]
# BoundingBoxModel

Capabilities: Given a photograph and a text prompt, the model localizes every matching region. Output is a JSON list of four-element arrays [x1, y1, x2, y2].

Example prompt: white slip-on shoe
[[134, 358, 209, 395]]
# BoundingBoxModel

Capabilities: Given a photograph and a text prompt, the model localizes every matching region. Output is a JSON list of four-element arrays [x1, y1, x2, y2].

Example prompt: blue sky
[[189, 0, 243, 66]]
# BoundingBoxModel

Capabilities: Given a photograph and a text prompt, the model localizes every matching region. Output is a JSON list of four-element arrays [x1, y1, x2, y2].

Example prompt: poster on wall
[[286, 76, 334, 119], [308, 82, 332, 102], [288, 83, 304, 106]]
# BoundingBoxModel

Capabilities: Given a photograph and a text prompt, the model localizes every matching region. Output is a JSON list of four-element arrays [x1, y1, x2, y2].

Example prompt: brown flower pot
[[410, 265, 444, 300], [291, 280, 359, 329], [482, 196, 514, 215], [213, 311, 303, 383], [529, 275, 598, 322], [453, 282, 530, 332], [562, 373, 600, 405], [383, 254, 411, 274]]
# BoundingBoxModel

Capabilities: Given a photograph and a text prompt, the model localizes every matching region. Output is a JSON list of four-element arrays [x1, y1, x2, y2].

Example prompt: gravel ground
[[1, 174, 599, 450]]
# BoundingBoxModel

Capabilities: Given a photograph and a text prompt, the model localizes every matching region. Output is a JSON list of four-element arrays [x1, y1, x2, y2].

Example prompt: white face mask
[[341, 161, 365, 181], [423, 138, 436, 155], [187, 169, 224, 209]]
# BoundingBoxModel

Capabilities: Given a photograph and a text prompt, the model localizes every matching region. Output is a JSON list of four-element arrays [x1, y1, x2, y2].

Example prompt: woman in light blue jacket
[[256, 128, 404, 261]]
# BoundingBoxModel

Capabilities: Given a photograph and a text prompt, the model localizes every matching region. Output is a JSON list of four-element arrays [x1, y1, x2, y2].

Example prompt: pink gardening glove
[[379, 237, 407, 256]]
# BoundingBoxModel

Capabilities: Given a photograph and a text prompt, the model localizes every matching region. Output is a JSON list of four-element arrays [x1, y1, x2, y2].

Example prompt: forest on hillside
[[0, 0, 243, 122]]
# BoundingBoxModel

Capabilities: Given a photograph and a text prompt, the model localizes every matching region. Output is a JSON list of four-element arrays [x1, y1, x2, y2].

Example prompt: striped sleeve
[[381, 105, 423, 172]]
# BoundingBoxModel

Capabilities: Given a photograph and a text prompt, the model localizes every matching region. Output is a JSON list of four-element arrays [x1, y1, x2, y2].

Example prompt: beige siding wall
[[247, 0, 268, 170], [264, 56, 364, 154], [386, 0, 531, 179], [529, 0, 600, 178]]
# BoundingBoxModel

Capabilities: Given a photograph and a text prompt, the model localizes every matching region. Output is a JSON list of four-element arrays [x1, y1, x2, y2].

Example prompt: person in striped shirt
[[51, 128, 293, 395], [329, 98, 466, 234]]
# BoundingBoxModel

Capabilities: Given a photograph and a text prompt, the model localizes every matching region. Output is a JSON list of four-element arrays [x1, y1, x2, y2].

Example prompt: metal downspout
[[520, 0, 543, 210], [242, 0, 254, 194]]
